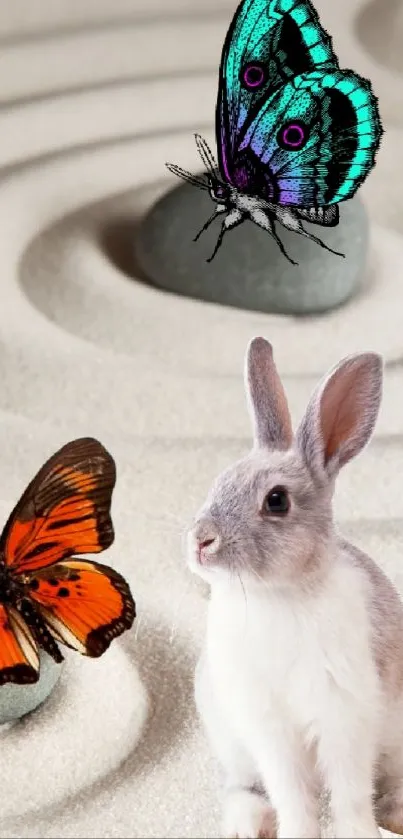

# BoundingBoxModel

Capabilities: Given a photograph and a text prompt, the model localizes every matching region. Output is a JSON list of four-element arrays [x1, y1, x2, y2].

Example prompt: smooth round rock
[[136, 180, 368, 315], [0, 651, 62, 724]]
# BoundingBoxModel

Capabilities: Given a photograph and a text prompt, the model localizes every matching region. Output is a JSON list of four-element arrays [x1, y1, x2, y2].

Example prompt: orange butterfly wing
[[0, 437, 135, 671], [0, 604, 39, 684], [27, 559, 135, 656], [0, 438, 116, 573]]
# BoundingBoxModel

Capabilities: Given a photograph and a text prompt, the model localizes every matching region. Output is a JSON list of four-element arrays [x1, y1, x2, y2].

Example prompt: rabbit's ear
[[296, 353, 383, 480], [245, 337, 293, 450]]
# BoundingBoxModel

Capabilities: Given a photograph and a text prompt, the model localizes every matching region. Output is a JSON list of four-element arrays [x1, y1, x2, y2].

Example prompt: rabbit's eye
[[263, 486, 290, 516]]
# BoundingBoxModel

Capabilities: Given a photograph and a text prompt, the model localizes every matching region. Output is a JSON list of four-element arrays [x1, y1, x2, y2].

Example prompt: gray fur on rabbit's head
[[188, 337, 383, 585]]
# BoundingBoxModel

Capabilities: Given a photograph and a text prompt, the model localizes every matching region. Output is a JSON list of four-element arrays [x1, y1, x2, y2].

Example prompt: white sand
[[0, 0, 402, 836]]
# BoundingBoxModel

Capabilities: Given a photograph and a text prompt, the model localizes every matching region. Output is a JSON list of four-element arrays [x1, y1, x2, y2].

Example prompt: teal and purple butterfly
[[166, 0, 383, 264]]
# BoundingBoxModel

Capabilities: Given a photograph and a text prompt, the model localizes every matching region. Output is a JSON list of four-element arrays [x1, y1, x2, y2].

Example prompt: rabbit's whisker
[[249, 565, 272, 595], [147, 512, 189, 534], [169, 579, 192, 644], [237, 569, 248, 609], [152, 523, 185, 538], [236, 569, 250, 632], [134, 614, 143, 642]]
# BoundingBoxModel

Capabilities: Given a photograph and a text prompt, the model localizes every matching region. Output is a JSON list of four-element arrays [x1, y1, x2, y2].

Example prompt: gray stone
[[136, 180, 368, 315], [0, 652, 62, 724]]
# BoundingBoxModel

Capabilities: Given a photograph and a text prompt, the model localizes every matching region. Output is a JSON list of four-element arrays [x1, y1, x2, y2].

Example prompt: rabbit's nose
[[195, 530, 221, 555], [198, 536, 218, 551]]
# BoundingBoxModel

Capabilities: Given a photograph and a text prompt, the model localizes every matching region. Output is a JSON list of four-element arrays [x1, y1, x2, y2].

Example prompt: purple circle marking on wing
[[281, 123, 305, 148], [242, 64, 265, 89]]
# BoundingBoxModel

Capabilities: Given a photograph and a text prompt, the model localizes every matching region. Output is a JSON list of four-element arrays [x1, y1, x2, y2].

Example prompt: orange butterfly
[[0, 437, 135, 685]]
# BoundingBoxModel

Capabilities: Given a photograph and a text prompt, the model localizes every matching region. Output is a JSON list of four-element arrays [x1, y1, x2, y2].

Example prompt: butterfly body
[[166, 0, 382, 263], [199, 177, 341, 263], [0, 559, 17, 603], [0, 438, 136, 686], [16, 596, 64, 667]]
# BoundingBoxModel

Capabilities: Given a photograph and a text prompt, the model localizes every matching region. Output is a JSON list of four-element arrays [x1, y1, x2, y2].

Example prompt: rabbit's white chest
[[204, 567, 375, 744], [206, 591, 325, 733]]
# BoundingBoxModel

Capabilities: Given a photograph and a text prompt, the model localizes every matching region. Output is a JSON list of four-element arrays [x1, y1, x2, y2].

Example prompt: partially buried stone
[[0, 651, 62, 724], [136, 179, 368, 315]]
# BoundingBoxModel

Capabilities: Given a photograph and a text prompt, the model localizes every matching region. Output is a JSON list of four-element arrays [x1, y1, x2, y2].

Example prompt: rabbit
[[186, 336, 403, 839]]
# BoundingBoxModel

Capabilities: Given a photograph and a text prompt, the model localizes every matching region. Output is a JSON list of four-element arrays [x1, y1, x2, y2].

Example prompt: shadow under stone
[[99, 214, 151, 285]]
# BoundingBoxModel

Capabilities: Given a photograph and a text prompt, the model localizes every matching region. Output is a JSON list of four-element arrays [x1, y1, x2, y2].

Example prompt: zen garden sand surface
[[0, 0, 402, 836]]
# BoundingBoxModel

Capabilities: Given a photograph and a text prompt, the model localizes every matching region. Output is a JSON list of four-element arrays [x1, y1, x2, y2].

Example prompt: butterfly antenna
[[194, 134, 219, 179], [165, 162, 209, 191]]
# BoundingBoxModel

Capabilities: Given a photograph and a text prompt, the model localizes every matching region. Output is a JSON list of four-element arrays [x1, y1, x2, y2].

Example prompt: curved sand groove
[[0, 646, 149, 821], [0, 18, 228, 105], [20, 188, 403, 373], [0, 0, 235, 42], [0, 0, 402, 836]]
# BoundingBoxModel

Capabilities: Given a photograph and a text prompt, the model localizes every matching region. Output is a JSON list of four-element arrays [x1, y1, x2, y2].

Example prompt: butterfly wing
[[217, 0, 337, 186], [1, 438, 116, 574], [0, 438, 134, 670], [27, 559, 135, 657], [0, 604, 39, 684], [234, 68, 382, 206]]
